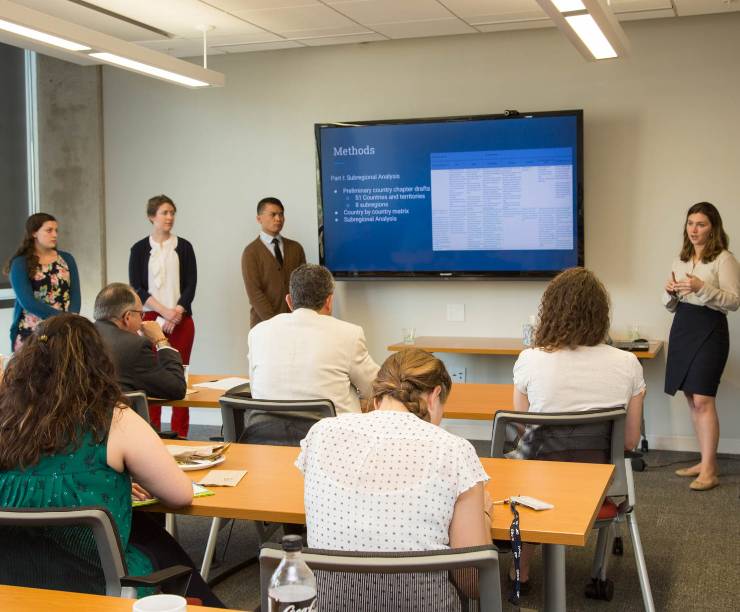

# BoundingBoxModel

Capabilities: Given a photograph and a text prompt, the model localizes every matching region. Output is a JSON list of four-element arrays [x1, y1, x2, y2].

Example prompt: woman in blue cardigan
[[4, 212, 80, 351]]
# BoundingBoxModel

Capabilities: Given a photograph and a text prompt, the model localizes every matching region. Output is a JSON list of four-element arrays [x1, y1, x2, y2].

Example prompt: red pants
[[143, 311, 194, 438]]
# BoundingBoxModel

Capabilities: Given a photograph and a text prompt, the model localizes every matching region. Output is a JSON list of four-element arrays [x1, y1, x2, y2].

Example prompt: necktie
[[272, 237, 283, 268]]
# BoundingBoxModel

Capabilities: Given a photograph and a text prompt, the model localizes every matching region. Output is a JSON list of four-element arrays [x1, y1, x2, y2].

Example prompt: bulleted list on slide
[[328, 172, 429, 224]]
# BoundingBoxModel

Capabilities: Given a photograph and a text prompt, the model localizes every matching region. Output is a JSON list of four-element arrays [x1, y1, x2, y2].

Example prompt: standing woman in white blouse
[[664, 202, 740, 491], [129, 195, 197, 438]]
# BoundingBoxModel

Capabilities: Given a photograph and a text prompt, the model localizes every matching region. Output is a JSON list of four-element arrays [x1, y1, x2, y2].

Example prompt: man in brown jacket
[[241, 197, 306, 328]]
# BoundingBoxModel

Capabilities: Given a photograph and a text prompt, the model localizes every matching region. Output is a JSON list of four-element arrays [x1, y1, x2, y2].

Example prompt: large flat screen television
[[316, 110, 583, 279]]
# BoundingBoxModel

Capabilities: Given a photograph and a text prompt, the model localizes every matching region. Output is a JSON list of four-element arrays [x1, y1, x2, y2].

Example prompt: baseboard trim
[[646, 435, 740, 455]]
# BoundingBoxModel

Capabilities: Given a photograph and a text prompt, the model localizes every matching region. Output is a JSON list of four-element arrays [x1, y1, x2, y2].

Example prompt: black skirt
[[665, 302, 729, 397]]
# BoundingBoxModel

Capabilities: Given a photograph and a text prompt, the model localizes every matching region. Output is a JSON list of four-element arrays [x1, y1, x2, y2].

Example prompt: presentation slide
[[317, 113, 581, 277]]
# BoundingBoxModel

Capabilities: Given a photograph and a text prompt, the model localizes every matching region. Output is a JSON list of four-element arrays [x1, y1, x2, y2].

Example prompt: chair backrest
[[259, 543, 502, 612], [489, 407, 628, 498], [219, 395, 336, 445], [122, 391, 150, 424], [0, 506, 132, 597]]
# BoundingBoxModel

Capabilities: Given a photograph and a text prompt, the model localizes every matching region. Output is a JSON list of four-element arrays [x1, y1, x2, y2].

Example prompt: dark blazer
[[95, 319, 187, 400], [128, 236, 197, 315]]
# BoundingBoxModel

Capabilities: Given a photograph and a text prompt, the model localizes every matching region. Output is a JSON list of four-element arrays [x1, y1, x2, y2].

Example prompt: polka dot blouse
[[295, 410, 489, 552]]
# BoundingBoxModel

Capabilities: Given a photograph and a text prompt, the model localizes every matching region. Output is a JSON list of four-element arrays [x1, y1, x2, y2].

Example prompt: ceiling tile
[[69, 0, 268, 38], [673, 0, 740, 16], [617, 8, 675, 21], [439, 0, 545, 24], [299, 32, 386, 45], [475, 19, 552, 32], [610, 0, 673, 11], [229, 3, 364, 33], [326, 0, 453, 24], [135, 37, 226, 58], [204, 1, 320, 10], [372, 18, 476, 39], [217, 40, 304, 53]]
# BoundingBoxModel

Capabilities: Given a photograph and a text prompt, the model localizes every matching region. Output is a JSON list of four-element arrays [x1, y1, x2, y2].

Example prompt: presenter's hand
[[675, 273, 704, 295], [162, 307, 179, 323], [162, 319, 176, 335], [664, 276, 678, 295], [173, 305, 185, 324], [141, 320, 167, 344]]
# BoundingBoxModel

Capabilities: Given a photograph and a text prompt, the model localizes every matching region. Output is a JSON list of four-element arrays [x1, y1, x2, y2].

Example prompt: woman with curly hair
[[510, 267, 645, 591], [0, 313, 224, 606], [4, 212, 80, 351], [663, 202, 739, 491]]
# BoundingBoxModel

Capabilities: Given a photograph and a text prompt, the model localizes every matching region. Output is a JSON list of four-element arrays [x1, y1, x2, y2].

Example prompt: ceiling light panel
[[12, 0, 170, 41], [565, 13, 617, 58], [89, 51, 209, 86], [0, 17, 90, 50]]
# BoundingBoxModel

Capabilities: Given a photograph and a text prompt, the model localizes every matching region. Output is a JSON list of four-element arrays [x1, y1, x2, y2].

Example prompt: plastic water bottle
[[268, 535, 317, 612], [522, 315, 537, 347]]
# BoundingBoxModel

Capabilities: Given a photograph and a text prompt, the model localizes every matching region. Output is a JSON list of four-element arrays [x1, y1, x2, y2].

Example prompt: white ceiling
[[11, 0, 740, 58]]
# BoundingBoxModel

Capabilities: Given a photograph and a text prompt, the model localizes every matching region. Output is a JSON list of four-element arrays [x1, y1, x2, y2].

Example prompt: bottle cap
[[282, 534, 303, 552]]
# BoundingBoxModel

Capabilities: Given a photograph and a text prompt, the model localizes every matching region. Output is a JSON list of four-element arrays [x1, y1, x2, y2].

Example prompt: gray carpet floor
[[180, 425, 740, 611]]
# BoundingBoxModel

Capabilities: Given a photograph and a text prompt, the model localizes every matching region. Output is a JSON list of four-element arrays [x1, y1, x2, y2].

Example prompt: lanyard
[[508, 500, 522, 606]]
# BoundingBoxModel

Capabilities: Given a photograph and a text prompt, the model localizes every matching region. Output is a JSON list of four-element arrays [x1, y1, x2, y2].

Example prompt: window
[[0, 42, 37, 301]]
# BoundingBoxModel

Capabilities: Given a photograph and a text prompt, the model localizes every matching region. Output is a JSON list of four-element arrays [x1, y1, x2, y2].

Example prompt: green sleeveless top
[[0, 431, 153, 579]]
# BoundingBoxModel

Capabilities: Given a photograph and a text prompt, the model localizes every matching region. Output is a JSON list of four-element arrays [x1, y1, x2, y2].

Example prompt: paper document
[[509, 495, 553, 511], [193, 377, 249, 390], [198, 470, 247, 487]]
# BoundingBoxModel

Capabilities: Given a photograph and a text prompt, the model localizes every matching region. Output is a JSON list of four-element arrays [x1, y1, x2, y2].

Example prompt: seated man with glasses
[[94, 282, 186, 402]]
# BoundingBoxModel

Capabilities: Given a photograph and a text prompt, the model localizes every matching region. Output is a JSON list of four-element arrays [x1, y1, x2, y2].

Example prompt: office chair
[[259, 543, 503, 612], [0, 506, 191, 598], [199, 394, 336, 581], [490, 408, 654, 611], [123, 391, 177, 439]]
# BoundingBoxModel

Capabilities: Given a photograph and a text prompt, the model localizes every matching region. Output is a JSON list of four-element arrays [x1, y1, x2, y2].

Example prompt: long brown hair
[[679, 202, 729, 263], [0, 313, 125, 470], [534, 267, 611, 351], [371, 349, 452, 422], [2, 212, 57, 277]]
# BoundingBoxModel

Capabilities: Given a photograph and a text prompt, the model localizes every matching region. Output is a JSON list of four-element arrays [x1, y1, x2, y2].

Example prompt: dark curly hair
[[0, 313, 125, 470], [371, 349, 451, 422], [679, 202, 729, 264], [534, 267, 611, 351]]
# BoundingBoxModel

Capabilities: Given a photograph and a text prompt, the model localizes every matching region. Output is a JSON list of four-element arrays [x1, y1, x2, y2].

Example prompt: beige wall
[[102, 14, 740, 450]]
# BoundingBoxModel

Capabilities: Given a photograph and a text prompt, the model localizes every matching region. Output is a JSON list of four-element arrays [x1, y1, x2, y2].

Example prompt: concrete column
[[36, 54, 106, 316]]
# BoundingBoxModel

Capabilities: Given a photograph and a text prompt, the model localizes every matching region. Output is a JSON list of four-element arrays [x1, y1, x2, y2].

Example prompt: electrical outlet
[[449, 367, 466, 383]]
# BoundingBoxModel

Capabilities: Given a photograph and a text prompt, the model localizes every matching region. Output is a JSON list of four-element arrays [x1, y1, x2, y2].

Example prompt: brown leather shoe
[[689, 476, 719, 491]]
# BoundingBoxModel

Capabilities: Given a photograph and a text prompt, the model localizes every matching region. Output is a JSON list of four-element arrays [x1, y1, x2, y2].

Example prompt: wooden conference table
[[0, 585, 241, 612], [167, 374, 514, 421], [142, 441, 614, 612]]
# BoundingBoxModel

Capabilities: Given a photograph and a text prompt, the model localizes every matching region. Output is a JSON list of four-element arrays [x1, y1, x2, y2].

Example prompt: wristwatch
[[155, 338, 170, 348]]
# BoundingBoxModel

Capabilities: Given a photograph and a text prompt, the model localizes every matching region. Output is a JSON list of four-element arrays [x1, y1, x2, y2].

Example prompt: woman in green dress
[[0, 313, 224, 607]]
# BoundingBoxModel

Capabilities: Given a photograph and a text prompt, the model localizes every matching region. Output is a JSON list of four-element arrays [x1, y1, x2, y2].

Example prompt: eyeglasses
[[125, 309, 144, 318]]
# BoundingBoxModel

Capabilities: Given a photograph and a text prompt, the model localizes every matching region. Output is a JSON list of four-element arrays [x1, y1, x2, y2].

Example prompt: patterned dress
[[0, 431, 154, 582], [15, 255, 73, 349]]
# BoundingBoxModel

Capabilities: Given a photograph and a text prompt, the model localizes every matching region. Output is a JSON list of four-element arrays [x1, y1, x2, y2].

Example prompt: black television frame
[[315, 109, 584, 280]]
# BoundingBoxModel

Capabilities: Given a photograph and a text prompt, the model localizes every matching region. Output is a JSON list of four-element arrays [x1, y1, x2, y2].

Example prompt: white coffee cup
[[133, 594, 187, 612]]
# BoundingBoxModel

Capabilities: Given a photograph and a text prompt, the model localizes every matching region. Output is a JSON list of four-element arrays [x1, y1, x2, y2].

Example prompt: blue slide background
[[318, 114, 581, 275]]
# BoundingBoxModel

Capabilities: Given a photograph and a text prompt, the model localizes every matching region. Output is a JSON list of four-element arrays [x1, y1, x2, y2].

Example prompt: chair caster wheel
[[585, 578, 614, 601], [641, 439, 649, 453], [612, 536, 624, 556]]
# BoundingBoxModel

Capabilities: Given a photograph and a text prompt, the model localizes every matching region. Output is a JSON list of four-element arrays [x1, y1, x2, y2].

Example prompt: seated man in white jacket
[[248, 263, 379, 414]]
